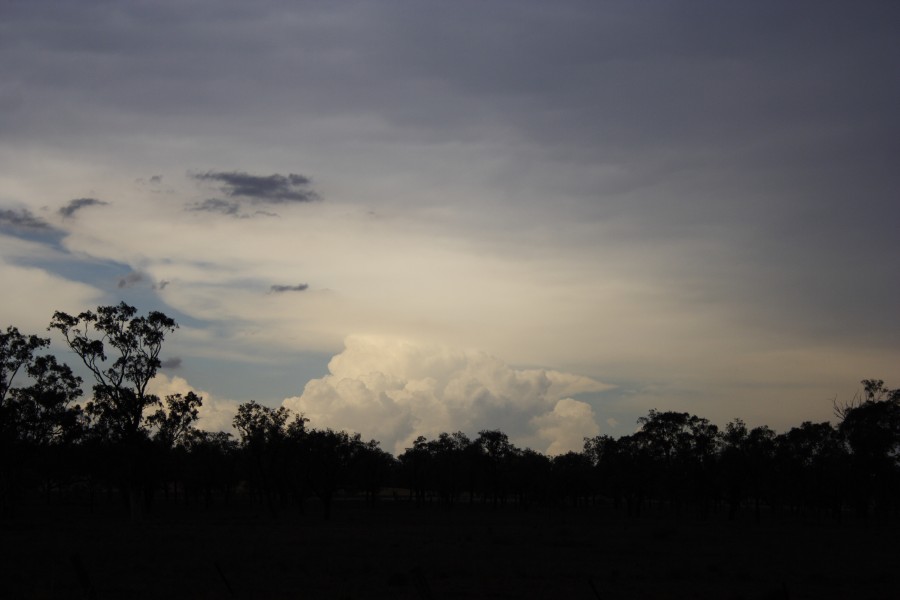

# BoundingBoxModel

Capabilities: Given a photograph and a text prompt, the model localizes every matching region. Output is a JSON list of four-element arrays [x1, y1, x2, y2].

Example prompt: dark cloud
[[193, 171, 318, 204], [59, 197, 108, 218], [269, 283, 309, 294], [155, 280, 170, 290], [117, 271, 148, 289], [160, 357, 182, 369], [188, 198, 241, 216], [0, 208, 51, 230]]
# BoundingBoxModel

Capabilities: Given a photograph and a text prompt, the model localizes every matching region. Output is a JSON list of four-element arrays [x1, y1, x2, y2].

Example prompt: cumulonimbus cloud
[[148, 374, 240, 434], [283, 335, 614, 455]]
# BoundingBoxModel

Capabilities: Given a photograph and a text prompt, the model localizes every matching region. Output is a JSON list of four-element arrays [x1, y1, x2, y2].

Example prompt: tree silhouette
[[49, 303, 178, 517], [1, 326, 83, 512], [49, 303, 177, 442], [836, 379, 900, 517]]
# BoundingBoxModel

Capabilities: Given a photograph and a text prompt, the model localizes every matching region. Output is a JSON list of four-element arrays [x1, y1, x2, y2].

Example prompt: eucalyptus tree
[[835, 379, 900, 517], [49, 302, 177, 442], [1, 326, 84, 510], [49, 303, 178, 517], [1, 325, 50, 405]]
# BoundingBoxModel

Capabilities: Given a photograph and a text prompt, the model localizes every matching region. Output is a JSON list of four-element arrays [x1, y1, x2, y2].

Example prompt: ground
[[2, 498, 898, 599]]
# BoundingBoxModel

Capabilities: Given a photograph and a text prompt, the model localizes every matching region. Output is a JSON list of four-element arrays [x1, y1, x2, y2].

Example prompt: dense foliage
[[2, 305, 899, 522]]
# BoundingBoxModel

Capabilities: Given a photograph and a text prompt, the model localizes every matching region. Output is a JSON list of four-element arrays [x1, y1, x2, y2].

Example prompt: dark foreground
[[2, 499, 898, 599]]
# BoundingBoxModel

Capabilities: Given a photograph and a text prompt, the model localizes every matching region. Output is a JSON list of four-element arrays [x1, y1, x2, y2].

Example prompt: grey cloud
[[0, 208, 51, 230], [59, 197, 108, 218], [160, 357, 182, 369], [149, 175, 162, 184], [188, 198, 241, 216], [269, 283, 309, 294], [193, 171, 318, 204], [156, 280, 170, 290], [117, 271, 148, 289], [1, 0, 898, 352]]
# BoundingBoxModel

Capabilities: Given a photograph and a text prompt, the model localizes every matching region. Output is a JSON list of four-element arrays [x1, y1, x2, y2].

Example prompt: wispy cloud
[[188, 198, 241, 216], [117, 271, 149, 289], [0, 208, 52, 231], [269, 283, 309, 293], [160, 357, 182, 369], [193, 171, 319, 204], [59, 197, 108, 218]]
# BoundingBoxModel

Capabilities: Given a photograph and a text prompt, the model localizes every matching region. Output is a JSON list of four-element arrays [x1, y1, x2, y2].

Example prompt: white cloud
[[283, 335, 612, 455], [148, 373, 240, 434], [0, 237, 103, 333], [531, 398, 600, 456]]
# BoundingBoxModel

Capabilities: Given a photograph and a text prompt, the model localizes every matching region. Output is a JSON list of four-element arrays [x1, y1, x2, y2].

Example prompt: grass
[[2, 498, 898, 599]]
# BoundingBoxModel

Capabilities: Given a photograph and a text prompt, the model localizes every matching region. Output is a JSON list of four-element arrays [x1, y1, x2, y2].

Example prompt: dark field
[[2, 499, 898, 599]]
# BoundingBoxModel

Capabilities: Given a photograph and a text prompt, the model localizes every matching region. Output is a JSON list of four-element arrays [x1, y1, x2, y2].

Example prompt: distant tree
[[233, 400, 300, 513], [1, 326, 84, 511], [303, 428, 364, 519], [147, 392, 203, 504], [399, 435, 432, 506], [9, 354, 84, 446], [636, 410, 720, 515], [1, 326, 51, 405], [150, 392, 202, 450], [183, 430, 238, 508], [474, 430, 516, 507], [835, 379, 900, 517], [774, 421, 847, 518], [551, 451, 594, 507], [583, 434, 625, 508]]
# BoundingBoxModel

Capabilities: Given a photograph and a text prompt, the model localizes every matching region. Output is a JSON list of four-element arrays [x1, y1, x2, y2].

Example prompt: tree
[[233, 400, 298, 512], [0, 326, 50, 405], [0, 326, 83, 511], [150, 392, 203, 450], [835, 379, 900, 517], [49, 302, 178, 442], [9, 354, 84, 446]]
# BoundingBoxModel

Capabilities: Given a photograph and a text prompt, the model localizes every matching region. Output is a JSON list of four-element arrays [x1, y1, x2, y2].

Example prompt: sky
[[1, 0, 898, 455]]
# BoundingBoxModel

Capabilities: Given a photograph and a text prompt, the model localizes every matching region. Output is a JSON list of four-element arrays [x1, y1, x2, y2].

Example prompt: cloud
[[188, 198, 241, 216], [282, 335, 613, 455], [148, 374, 239, 434], [59, 197, 108, 218], [193, 171, 318, 204], [269, 283, 308, 293], [160, 357, 182, 370], [0, 244, 103, 334], [117, 271, 148, 289], [531, 398, 600, 456], [0, 208, 51, 231]]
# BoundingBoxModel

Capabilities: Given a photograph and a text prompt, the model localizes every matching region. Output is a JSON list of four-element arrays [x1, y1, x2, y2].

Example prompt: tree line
[[2, 303, 898, 522]]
